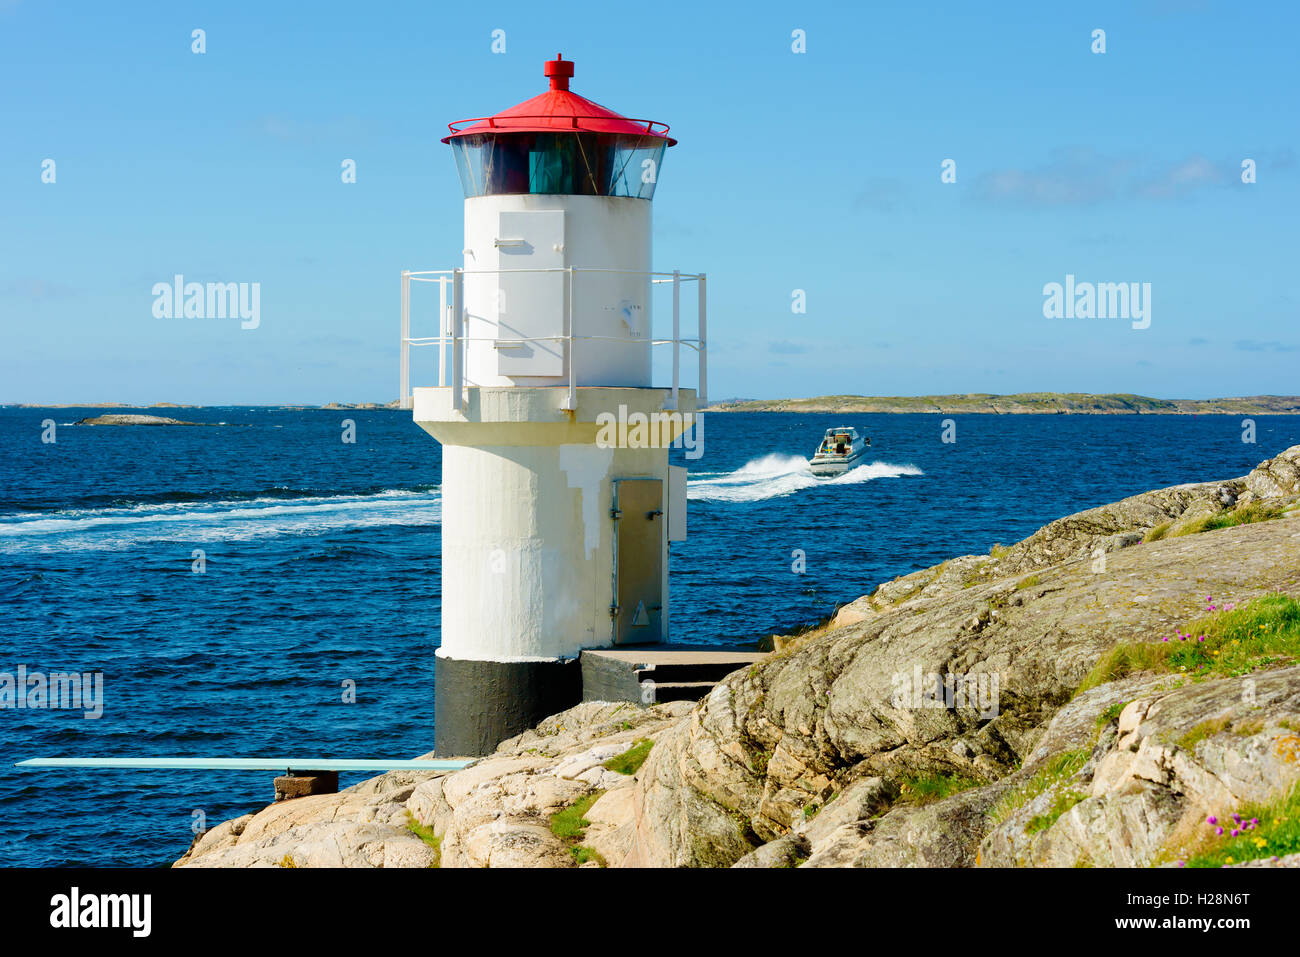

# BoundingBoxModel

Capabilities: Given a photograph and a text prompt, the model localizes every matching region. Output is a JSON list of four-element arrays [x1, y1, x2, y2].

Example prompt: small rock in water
[[74, 414, 201, 426]]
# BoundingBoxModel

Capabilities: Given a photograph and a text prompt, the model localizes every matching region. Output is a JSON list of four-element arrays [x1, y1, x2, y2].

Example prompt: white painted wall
[[418, 386, 696, 663], [437, 438, 673, 661], [462, 194, 652, 388]]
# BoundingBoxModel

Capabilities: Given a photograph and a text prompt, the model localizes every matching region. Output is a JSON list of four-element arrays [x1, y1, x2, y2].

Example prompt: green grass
[[895, 772, 980, 807], [571, 845, 608, 866], [405, 816, 441, 868], [603, 739, 654, 776], [406, 813, 442, 867], [1143, 520, 1174, 543], [1096, 701, 1126, 727], [1016, 574, 1041, 590], [1172, 503, 1284, 537], [1176, 715, 1234, 752], [989, 749, 1090, 826], [1075, 642, 1177, 695], [550, 792, 602, 840], [990, 543, 1011, 559], [1027, 789, 1087, 834], [549, 792, 608, 866], [1076, 593, 1300, 695], [1182, 783, 1300, 868]]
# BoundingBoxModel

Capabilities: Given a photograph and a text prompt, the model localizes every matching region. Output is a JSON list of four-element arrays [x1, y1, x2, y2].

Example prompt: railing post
[[451, 268, 464, 413], [399, 270, 411, 410], [565, 268, 577, 412], [671, 269, 680, 410], [438, 276, 448, 388], [697, 273, 707, 408]]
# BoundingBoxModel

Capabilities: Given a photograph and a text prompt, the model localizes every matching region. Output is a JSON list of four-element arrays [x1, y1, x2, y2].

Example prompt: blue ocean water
[[2, 407, 1297, 867]]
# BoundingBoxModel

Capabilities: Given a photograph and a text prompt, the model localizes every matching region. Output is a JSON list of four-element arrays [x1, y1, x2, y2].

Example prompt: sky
[[1, 0, 1296, 405]]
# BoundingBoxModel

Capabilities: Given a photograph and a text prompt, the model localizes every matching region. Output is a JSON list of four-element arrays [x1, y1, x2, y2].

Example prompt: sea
[[2, 406, 1297, 867]]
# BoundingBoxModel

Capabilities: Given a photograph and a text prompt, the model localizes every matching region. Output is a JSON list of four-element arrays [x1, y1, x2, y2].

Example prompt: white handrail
[[438, 276, 447, 388], [399, 265, 706, 412], [698, 274, 707, 407], [671, 269, 680, 410], [451, 268, 464, 409]]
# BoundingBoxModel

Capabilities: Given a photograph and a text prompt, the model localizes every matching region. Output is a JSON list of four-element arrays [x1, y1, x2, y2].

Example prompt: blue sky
[[1, 0, 1295, 404]]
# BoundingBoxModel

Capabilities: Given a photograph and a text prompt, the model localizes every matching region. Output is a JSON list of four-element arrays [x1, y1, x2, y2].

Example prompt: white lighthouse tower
[[401, 55, 706, 756]]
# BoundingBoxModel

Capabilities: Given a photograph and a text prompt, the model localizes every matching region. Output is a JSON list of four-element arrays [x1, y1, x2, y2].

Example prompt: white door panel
[[496, 210, 565, 377]]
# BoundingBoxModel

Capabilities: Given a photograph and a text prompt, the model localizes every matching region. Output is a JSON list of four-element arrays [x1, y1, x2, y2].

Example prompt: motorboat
[[809, 426, 870, 477]]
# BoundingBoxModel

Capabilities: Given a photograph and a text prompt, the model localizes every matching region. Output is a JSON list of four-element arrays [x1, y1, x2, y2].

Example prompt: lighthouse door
[[612, 478, 664, 645], [495, 210, 566, 377]]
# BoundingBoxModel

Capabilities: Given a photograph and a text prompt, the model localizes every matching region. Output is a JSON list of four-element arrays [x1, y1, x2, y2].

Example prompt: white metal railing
[[399, 267, 706, 413]]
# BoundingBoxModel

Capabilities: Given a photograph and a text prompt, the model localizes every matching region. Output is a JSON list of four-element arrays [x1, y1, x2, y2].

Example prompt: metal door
[[612, 478, 663, 645], [496, 210, 565, 376]]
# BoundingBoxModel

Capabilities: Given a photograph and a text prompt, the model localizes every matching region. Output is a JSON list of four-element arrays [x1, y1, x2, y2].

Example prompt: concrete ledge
[[414, 386, 697, 445]]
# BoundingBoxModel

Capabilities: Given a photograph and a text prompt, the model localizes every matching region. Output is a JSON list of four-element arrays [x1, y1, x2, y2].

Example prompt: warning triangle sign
[[631, 601, 650, 627]]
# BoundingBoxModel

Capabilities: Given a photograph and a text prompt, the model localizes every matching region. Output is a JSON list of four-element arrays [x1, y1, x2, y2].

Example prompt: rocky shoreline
[[177, 445, 1300, 868]]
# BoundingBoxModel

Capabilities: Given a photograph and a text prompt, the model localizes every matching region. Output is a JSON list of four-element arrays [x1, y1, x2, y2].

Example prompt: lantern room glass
[[450, 132, 666, 200]]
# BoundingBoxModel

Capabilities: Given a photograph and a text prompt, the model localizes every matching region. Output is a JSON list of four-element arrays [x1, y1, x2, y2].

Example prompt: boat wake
[[0, 489, 443, 554], [0, 455, 923, 551], [687, 454, 922, 503]]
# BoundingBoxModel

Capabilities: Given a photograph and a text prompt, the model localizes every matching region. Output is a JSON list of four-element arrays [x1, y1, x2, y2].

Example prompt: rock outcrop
[[177, 702, 691, 868], [176, 769, 442, 867], [178, 445, 1300, 868], [833, 447, 1300, 628], [980, 667, 1300, 867], [74, 414, 201, 426]]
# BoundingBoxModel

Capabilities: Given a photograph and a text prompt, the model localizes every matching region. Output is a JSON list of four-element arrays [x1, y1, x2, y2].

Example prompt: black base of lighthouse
[[434, 654, 582, 757]]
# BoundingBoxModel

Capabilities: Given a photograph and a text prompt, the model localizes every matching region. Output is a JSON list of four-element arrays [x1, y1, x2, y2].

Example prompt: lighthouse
[[401, 55, 706, 756]]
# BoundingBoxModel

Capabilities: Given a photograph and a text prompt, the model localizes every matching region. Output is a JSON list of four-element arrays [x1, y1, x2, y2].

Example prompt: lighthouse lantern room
[[400, 55, 706, 757]]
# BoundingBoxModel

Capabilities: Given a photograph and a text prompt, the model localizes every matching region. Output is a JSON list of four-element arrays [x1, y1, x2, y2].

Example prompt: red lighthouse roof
[[442, 55, 676, 146]]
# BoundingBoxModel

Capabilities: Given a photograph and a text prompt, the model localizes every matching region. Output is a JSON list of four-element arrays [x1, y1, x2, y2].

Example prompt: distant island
[[706, 393, 1300, 415], [74, 414, 204, 426], [9, 395, 1300, 415]]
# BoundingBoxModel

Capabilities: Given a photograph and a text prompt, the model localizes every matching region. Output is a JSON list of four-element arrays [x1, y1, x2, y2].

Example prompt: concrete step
[[632, 660, 756, 684], [643, 681, 717, 703], [580, 644, 768, 705]]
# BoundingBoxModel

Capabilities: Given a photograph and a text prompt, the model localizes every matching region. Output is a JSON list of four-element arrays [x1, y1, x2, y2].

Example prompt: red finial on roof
[[442, 53, 675, 146], [544, 54, 574, 91]]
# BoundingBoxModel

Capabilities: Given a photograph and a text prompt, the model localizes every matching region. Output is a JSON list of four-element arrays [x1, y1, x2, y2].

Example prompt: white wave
[[688, 455, 922, 503], [0, 489, 442, 554]]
